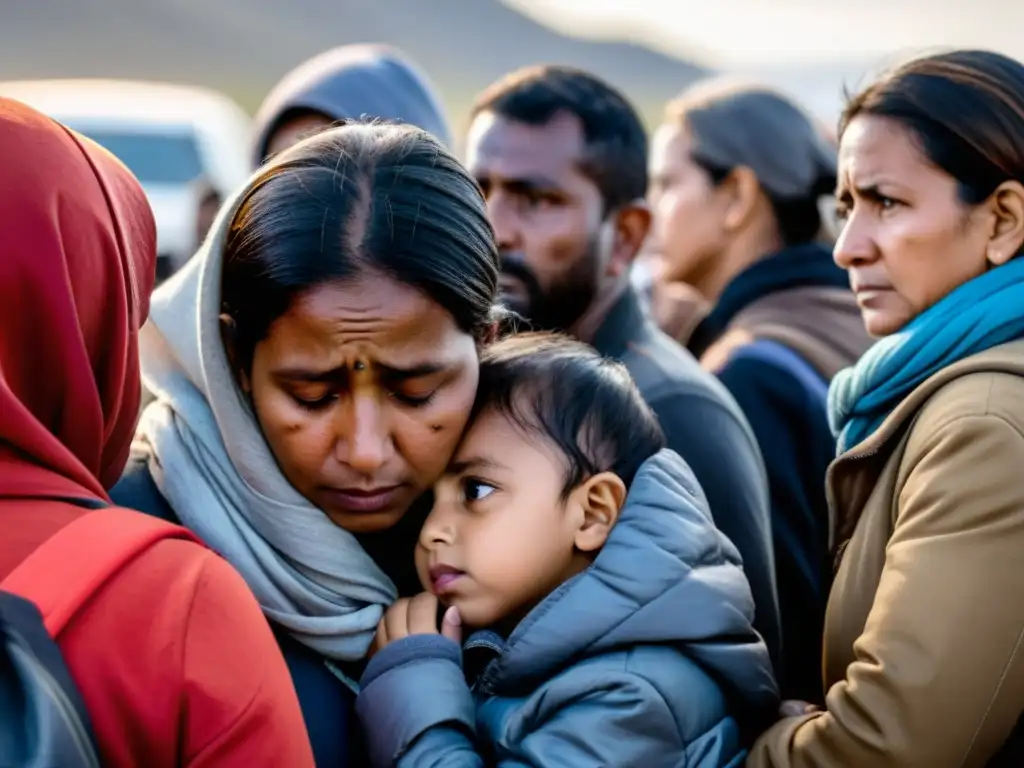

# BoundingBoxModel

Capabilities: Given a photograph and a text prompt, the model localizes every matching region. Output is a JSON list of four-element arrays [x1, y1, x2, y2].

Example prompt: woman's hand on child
[[371, 592, 463, 655]]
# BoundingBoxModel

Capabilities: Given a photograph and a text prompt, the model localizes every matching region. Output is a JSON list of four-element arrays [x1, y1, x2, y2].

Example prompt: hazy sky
[[505, 0, 1024, 69]]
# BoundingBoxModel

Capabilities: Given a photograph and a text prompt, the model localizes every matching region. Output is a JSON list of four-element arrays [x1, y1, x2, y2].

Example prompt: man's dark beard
[[499, 243, 601, 333]]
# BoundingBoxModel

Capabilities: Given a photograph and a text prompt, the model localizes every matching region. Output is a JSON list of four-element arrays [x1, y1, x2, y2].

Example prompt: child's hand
[[779, 699, 821, 718], [371, 592, 462, 655]]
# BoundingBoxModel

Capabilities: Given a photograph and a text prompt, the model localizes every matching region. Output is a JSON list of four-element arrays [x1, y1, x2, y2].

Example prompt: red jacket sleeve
[[58, 538, 314, 767], [180, 552, 314, 767]]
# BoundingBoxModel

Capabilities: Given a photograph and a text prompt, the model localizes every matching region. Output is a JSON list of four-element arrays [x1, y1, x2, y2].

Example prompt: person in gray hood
[[356, 334, 779, 767], [251, 43, 452, 166]]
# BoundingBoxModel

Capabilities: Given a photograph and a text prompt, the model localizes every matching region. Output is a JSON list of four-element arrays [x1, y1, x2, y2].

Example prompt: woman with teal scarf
[[749, 50, 1024, 767]]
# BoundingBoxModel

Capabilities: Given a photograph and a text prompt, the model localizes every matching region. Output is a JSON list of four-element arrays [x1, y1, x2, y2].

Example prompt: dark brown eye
[[463, 478, 497, 503]]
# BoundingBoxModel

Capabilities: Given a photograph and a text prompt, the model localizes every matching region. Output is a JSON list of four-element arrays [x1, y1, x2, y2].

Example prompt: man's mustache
[[498, 252, 542, 294]]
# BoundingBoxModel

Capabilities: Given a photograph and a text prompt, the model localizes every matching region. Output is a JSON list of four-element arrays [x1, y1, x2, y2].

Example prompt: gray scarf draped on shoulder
[[134, 182, 397, 661]]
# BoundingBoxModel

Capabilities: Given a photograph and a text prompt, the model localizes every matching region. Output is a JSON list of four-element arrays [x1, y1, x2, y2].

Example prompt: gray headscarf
[[669, 78, 837, 201], [134, 172, 397, 662], [251, 44, 451, 166]]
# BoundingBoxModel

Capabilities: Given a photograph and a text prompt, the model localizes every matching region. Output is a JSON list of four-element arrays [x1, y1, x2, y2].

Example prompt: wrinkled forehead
[[838, 114, 925, 186], [262, 275, 476, 372]]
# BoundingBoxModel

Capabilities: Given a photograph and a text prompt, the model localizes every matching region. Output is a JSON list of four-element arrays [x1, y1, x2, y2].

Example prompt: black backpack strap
[[0, 592, 100, 767], [47, 496, 108, 510]]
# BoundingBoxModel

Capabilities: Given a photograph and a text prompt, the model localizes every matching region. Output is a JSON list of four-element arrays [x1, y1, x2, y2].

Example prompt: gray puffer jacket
[[356, 450, 779, 767]]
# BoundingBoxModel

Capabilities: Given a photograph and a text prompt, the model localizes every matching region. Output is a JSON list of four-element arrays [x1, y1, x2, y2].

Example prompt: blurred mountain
[[0, 0, 709, 128]]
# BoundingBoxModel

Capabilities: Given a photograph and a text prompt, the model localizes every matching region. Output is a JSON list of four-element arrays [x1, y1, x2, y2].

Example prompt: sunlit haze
[[504, 0, 1024, 68], [503, 0, 1023, 121]]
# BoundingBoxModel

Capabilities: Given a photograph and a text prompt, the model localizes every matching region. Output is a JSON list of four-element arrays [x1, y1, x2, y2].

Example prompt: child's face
[[416, 406, 610, 632]]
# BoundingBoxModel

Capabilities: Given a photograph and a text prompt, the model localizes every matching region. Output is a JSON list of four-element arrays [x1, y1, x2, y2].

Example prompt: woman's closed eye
[[388, 387, 438, 407], [290, 387, 337, 411], [289, 384, 437, 410], [384, 373, 446, 408]]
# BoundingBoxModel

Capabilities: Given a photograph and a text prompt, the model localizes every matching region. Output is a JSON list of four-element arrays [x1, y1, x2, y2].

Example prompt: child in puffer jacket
[[357, 333, 779, 767]]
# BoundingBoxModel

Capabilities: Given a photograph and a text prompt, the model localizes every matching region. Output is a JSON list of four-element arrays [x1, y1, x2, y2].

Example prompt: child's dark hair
[[475, 333, 666, 497]]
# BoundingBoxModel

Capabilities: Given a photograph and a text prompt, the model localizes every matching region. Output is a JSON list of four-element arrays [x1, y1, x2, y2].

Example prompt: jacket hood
[[740, 284, 871, 380], [251, 44, 451, 166], [471, 449, 778, 709], [0, 97, 156, 501], [692, 243, 871, 379]]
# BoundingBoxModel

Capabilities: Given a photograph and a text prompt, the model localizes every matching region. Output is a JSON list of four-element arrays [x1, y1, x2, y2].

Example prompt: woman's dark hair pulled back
[[222, 121, 501, 367], [840, 49, 1024, 208], [666, 79, 836, 246]]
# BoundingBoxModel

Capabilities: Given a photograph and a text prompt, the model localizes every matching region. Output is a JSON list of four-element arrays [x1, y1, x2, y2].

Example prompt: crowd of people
[[1, 40, 1023, 767]]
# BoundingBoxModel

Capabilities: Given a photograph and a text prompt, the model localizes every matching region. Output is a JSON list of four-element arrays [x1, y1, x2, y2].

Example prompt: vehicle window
[[72, 128, 204, 185]]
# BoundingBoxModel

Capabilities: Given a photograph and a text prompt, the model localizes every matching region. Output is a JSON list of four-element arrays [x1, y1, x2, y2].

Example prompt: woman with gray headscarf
[[112, 122, 500, 766], [646, 78, 872, 706], [251, 43, 452, 165]]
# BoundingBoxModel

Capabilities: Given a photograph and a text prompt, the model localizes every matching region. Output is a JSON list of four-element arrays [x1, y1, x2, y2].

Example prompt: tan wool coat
[[748, 340, 1024, 767]]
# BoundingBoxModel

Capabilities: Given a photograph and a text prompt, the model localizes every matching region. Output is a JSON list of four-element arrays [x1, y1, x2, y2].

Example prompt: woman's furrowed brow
[[272, 360, 448, 383]]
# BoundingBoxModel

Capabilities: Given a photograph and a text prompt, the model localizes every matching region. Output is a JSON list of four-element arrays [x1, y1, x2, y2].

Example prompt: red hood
[[0, 97, 156, 501]]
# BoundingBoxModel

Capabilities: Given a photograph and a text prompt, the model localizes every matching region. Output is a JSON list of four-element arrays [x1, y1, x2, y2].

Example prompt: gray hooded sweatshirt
[[356, 449, 779, 767], [251, 44, 452, 166]]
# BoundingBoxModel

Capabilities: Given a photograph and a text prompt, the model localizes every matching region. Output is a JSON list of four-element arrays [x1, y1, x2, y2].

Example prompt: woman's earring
[[988, 247, 1010, 266]]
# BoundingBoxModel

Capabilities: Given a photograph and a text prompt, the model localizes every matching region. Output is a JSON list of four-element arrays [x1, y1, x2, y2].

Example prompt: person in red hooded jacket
[[0, 98, 314, 767]]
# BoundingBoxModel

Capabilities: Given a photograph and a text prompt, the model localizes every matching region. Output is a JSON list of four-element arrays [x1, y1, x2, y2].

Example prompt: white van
[[0, 79, 252, 275]]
